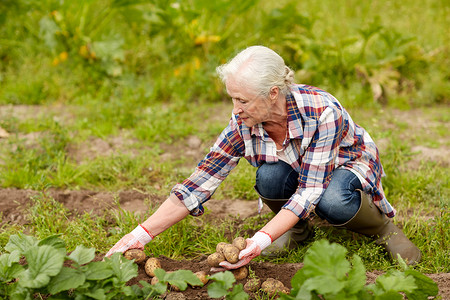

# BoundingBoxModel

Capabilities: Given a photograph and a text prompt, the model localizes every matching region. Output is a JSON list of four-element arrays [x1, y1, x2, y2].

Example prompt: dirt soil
[[1, 188, 449, 299], [125, 255, 450, 300], [125, 255, 303, 299]]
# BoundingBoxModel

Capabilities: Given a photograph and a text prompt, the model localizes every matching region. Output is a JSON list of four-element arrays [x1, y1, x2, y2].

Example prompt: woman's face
[[226, 78, 271, 128]]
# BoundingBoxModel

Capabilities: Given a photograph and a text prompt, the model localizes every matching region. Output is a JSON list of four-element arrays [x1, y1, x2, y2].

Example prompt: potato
[[165, 292, 185, 300], [150, 276, 159, 285], [232, 237, 246, 251], [281, 286, 290, 295], [216, 242, 228, 254], [170, 284, 181, 292], [207, 252, 225, 267], [145, 257, 162, 277], [164, 271, 182, 291], [223, 245, 240, 264], [232, 266, 248, 280], [123, 249, 146, 264], [194, 271, 209, 285], [244, 278, 261, 293], [261, 278, 285, 297]]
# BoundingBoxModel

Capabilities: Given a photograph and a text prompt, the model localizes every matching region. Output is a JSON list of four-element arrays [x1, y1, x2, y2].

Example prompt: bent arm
[[260, 209, 300, 241], [141, 193, 190, 236]]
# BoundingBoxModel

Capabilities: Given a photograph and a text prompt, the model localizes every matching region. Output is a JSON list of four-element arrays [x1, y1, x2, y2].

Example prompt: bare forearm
[[141, 193, 190, 236], [260, 209, 300, 241]]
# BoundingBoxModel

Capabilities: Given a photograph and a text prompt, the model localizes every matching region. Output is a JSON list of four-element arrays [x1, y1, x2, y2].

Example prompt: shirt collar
[[250, 122, 265, 137], [237, 90, 304, 140], [286, 91, 304, 140]]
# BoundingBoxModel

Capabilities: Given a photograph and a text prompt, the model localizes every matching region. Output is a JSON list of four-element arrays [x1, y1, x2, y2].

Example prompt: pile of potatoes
[[123, 242, 290, 297], [207, 237, 249, 280]]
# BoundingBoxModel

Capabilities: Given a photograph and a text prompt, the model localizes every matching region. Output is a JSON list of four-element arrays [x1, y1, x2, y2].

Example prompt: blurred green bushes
[[0, 0, 448, 108]]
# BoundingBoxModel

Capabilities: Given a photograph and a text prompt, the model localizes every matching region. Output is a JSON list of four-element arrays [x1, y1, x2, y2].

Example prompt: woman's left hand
[[218, 239, 261, 270]]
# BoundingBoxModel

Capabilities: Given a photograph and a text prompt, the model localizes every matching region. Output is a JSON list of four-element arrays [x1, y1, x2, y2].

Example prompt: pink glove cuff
[[131, 224, 154, 245], [250, 231, 272, 251]]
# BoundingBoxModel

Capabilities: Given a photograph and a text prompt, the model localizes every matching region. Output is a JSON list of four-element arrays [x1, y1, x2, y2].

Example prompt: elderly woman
[[106, 46, 421, 266]]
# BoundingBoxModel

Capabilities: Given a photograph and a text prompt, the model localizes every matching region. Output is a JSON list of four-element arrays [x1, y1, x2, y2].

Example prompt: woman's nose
[[232, 102, 243, 115]]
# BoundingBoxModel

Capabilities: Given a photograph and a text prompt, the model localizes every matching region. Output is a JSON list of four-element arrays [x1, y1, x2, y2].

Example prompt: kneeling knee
[[316, 190, 361, 224]]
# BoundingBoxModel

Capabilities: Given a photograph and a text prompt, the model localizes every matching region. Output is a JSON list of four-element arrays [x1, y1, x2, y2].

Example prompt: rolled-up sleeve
[[171, 118, 244, 216]]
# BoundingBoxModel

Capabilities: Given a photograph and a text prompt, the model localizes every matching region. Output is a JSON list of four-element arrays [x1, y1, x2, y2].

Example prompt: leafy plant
[[0, 233, 202, 299], [153, 268, 203, 291], [280, 239, 438, 300], [207, 271, 249, 299]]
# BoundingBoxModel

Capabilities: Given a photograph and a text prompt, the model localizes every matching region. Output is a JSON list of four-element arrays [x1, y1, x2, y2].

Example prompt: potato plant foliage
[[0, 235, 438, 300], [0, 233, 202, 299], [280, 240, 438, 300]]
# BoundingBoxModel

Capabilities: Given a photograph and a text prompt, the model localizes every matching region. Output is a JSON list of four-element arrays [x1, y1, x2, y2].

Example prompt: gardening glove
[[105, 224, 153, 257], [217, 231, 272, 270]]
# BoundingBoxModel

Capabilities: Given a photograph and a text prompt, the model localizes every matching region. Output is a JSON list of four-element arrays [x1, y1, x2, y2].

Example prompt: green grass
[[1, 188, 447, 274]]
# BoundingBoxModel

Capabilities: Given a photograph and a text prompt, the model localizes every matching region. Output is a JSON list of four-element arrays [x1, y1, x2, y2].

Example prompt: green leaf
[[0, 263, 24, 283], [92, 35, 125, 61], [208, 271, 236, 298], [154, 268, 203, 291], [227, 283, 249, 300], [208, 281, 230, 298], [345, 255, 367, 294], [290, 267, 308, 290], [294, 282, 319, 300], [154, 268, 167, 280], [84, 288, 107, 300], [38, 16, 59, 49], [121, 285, 139, 297], [302, 240, 350, 280], [299, 240, 350, 295], [302, 275, 345, 295], [18, 245, 65, 289], [47, 267, 86, 294], [166, 270, 204, 290], [9, 284, 33, 300], [0, 250, 21, 265], [140, 280, 167, 297], [373, 291, 403, 300], [38, 234, 66, 250], [5, 234, 38, 254], [404, 269, 438, 300], [82, 261, 114, 280], [105, 252, 137, 283], [327, 291, 360, 300], [69, 245, 95, 265], [375, 271, 417, 294], [209, 271, 236, 289], [0, 251, 24, 282]]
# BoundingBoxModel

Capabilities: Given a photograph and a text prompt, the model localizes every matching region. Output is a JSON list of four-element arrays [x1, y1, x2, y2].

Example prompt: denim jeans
[[255, 161, 362, 224]]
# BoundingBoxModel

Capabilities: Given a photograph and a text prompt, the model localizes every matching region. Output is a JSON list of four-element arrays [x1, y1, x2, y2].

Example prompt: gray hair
[[216, 46, 295, 97]]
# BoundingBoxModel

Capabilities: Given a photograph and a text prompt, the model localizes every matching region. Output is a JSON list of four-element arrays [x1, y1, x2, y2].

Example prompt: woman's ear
[[269, 86, 279, 102]]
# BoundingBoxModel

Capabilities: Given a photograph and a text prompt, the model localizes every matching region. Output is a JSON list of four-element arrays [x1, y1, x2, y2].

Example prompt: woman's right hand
[[213, 231, 273, 271], [105, 224, 153, 257]]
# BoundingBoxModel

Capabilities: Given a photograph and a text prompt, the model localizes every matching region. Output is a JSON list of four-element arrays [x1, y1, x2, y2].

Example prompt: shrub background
[[1, 0, 448, 108]]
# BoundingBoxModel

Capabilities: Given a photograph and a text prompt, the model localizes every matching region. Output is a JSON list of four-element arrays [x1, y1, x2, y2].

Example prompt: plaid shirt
[[172, 84, 396, 219]]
